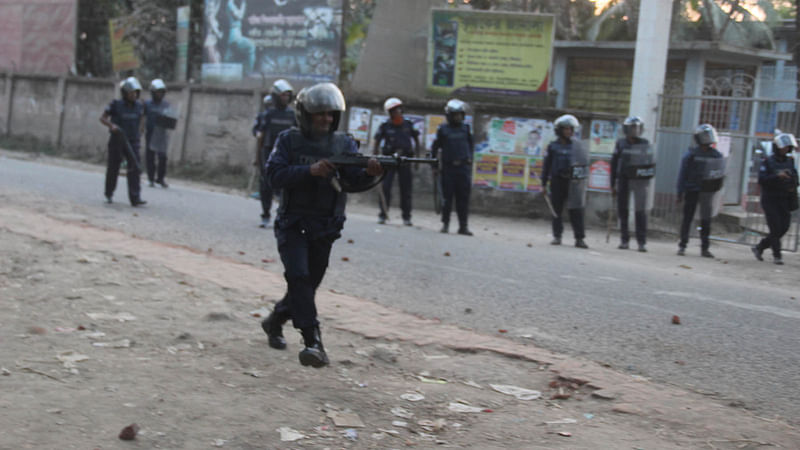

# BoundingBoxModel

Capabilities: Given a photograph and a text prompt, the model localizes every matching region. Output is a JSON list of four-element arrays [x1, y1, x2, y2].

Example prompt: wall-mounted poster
[[202, 0, 342, 83], [473, 153, 500, 188], [526, 157, 544, 193], [428, 9, 554, 97], [499, 156, 527, 191], [588, 159, 611, 192], [348, 107, 371, 146], [484, 117, 554, 156], [589, 119, 619, 155]]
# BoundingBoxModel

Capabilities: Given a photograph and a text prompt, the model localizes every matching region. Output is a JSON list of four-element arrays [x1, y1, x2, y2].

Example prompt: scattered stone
[[118, 423, 139, 441], [671, 315, 681, 325], [27, 326, 47, 335], [205, 312, 232, 321]]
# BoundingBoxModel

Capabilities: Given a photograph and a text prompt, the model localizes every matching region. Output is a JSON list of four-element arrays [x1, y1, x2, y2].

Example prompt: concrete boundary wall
[[1, 71, 620, 221]]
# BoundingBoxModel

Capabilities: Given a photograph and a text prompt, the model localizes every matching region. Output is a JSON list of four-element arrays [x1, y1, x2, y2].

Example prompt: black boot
[[299, 326, 329, 368], [261, 310, 288, 350]]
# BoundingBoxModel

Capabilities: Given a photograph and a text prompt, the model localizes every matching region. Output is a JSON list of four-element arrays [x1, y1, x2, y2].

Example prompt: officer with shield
[[676, 124, 726, 257], [542, 114, 589, 248], [144, 79, 174, 188], [260, 82, 383, 368], [373, 97, 420, 226], [431, 99, 474, 236], [752, 133, 799, 265], [99, 77, 146, 206], [252, 79, 297, 228], [610, 116, 655, 252]]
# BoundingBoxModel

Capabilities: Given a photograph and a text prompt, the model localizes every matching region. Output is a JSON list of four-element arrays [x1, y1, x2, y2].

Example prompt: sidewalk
[[1, 195, 799, 448]]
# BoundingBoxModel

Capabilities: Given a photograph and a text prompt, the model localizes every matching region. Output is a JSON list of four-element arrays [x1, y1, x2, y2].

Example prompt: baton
[[115, 129, 142, 173], [542, 189, 557, 218], [606, 192, 616, 243]]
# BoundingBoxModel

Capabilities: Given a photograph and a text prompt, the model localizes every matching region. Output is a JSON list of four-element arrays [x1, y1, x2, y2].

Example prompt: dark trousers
[[274, 227, 334, 330], [259, 168, 274, 219], [679, 191, 711, 250], [441, 165, 471, 229], [757, 195, 793, 257], [550, 178, 585, 240], [145, 148, 167, 183], [617, 179, 648, 245], [105, 138, 141, 204], [378, 165, 412, 221]]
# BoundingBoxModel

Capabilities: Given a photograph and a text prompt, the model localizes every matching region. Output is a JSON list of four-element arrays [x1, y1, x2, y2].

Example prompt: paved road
[[2, 154, 799, 423]]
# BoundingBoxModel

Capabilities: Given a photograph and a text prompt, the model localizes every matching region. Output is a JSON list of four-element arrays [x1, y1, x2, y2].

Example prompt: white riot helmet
[[694, 124, 718, 145], [120, 77, 142, 98], [383, 97, 403, 113], [149, 78, 166, 92], [773, 133, 798, 151], [622, 116, 644, 138], [294, 82, 346, 135], [271, 79, 294, 105], [554, 114, 579, 138], [444, 98, 467, 124]]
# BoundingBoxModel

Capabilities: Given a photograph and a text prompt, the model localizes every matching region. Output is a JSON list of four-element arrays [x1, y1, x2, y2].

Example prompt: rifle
[[297, 153, 439, 193], [113, 129, 142, 174]]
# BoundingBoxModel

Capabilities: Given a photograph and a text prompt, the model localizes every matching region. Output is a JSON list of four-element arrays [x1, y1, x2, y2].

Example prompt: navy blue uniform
[[144, 99, 171, 185], [104, 99, 144, 204], [374, 119, 419, 221], [431, 123, 473, 230], [542, 139, 587, 241], [755, 153, 798, 258], [266, 129, 374, 330], [676, 146, 724, 250], [253, 106, 297, 220], [610, 137, 653, 246]]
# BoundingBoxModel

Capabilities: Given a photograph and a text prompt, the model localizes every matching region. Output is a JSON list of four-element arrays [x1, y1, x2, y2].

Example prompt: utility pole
[[629, 0, 674, 144]]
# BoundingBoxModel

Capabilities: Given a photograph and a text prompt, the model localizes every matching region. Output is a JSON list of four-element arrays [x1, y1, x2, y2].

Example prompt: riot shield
[[568, 141, 589, 209], [696, 156, 727, 219], [619, 142, 655, 211]]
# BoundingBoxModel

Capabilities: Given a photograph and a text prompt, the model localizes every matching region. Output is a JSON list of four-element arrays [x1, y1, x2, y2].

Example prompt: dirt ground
[[1, 167, 800, 448]]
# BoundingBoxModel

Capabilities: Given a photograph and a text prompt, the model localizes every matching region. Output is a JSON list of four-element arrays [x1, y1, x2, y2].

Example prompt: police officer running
[[99, 77, 146, 206], [610, 116, 655, 252], [260, 83, 383, 368], [676, 124, 726, 257], [752, 133, 799, 265], [144, 79, 172, 188], [374, 97, 420, 226], [431, 99, 474, 236], [542, 114, 589, 248], [252, 79, 297, 228]]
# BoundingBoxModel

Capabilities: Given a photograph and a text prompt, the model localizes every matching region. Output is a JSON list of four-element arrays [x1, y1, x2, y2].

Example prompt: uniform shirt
[[676, 146, 724, 194], [431, 123, 473, 165], [105, 99, 144, 145], [374, 119, 419, 156], [253, 107, 297, 163], [542, 138, 579, 187], [267, 129, 375, 238], [758, 154, 799, 198], [610, 137, 650, 187], [144, 99, 171, 154]]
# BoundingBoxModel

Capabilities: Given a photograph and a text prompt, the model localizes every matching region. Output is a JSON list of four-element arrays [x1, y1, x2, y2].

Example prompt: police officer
[[431, 99, 474, 236], [374, 97, 420, 226], [610, 116, 655, 252], [260, 83, 382, 368], [752, 133, 799, 265], [252, 79, 297, 228], [542, 114, 589, 248], [99, 77, 146, 206], [676, 124, 726, 257], [144, 79, 172, 188]]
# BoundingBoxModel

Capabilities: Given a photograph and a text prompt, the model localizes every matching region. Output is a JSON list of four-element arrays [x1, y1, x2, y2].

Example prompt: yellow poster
[[499, 156, 527, 191], [109, 17, 140, 72], [526, 157, 544, 193], [428, 9, 554, 96], [473, 153, 500, 188]]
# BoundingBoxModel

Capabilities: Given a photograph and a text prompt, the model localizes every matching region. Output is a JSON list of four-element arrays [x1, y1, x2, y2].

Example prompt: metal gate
[[652, 76, 800, 252]]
